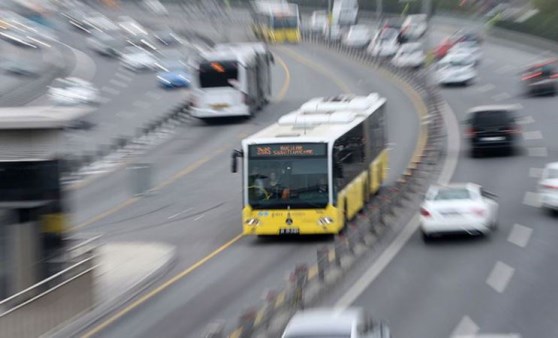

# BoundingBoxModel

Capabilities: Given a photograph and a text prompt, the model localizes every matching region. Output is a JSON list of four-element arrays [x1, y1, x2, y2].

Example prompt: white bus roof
[[242, 93, 385, 146], [252, 1, 298, 15], [0, 106, 94, 129]]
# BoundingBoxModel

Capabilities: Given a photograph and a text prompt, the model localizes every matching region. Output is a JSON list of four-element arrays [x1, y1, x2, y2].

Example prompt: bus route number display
[[249, 144, 326, 157]]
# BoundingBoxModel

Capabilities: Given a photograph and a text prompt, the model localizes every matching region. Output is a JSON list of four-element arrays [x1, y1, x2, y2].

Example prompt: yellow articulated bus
[[231, 93, 388, 236], [250, 0, 301, 43]]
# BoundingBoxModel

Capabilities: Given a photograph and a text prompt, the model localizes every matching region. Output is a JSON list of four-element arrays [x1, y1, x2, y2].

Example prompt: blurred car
[[310, 10, 328, 33], [0, 28, 38, 48], [156, 60, 191, 88], [453, 29, 484, 45], [87, 31, 126, 57], [420, 183, 499, 241], [539, 162, 558, 215], [464, 105, 520, 156], [281, 308, 391, 338], [323, 24, 342, 41], [435, 53, 477, 86], [126, 35, 159, 54], [117, 16, 148, 37], [153, 28, 181, 46], [382, 17, 405, 31], [143, 0, 169, 16], [63, 9, 90, 32], [521, 59, 558, 96], [343, 25, 372, 48], [401, 14, 427, 40], [120, 46, 158, 71], [83, 14, 119, 33], [449, 41, 482, 65], [367, 27, 399, 57], [0, 59, 39, 77], [434, 37, 455, 60], [48, 77, 99, 105], [391, 42, 424, 68]]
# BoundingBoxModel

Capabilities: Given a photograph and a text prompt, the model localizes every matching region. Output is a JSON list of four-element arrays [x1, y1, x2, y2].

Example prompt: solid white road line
[[451, 316, 480, 337], [529, 167, 544, 178], [507, 224, 533, 248], [523, 191, 541, 208], [527, 147, 548, 157], [194, 214, 205, 221], [168, 208, 192, 220], [335, 101, 461, 309], [516, 115, 534, 125], [522, 130, 543, 140], [486, 261, 515, 293]]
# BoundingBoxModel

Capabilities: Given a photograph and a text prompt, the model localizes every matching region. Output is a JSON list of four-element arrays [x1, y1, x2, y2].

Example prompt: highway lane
[[317, 23, 558, 338], [72, 40, 422, 337]]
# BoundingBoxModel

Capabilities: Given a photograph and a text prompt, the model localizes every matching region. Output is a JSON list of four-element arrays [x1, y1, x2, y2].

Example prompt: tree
[[531, 0, 558, 14]]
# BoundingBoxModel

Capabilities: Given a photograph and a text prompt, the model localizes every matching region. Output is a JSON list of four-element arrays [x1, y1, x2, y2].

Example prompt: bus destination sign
[[249, 143, 326, 157]]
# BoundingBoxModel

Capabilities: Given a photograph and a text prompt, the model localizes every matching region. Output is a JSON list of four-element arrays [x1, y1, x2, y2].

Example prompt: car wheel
[[470, 148, 480, 158], [421, 232, 431, 243]]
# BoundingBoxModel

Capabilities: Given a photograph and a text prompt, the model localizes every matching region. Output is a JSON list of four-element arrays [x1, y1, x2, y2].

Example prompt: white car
[[401, 14, 427, 40], [323, 24, 342, 41], [538, 162, 558, 214], [449, 41, 482, 65], [282, 308, 391, 338], [120, 46, 158, 71], [310, 10, 328, 33], [435, 52, 477, 86], [391, 42, 425, 68], [420, 183, 499, 241], [367, 27, 399, 58], [343, 25, 372, 48], [48, 77, 99, 105]]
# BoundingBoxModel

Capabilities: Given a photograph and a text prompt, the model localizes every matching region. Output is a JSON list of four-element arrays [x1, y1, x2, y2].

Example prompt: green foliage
[[495, 11, 558, 42], [531, 0, 558, 14]]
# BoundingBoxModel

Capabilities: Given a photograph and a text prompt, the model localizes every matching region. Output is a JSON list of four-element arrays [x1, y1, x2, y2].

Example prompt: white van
[[332, 0, 358, 26], [282, 308, 391, 338]]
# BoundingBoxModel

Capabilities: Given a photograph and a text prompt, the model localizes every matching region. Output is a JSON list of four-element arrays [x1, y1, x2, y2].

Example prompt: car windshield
[[471, 110, 510, 127], [433, 188, 471, 201], [247, 144, 329, 209], [545, 168, 558, 179]]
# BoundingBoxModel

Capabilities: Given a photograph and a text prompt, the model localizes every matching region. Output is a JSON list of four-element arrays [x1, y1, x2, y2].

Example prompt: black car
[[521, 60, 557, 96], [465, 106, 520, 157]]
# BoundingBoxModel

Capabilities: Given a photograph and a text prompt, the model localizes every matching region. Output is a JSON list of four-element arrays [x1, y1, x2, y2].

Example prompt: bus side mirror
[[231, 149, 243, 173]]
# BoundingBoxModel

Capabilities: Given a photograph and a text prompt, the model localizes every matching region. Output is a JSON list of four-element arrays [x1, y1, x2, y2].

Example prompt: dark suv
[[521, 60, 557, 96], [465, 106, 520, 156]]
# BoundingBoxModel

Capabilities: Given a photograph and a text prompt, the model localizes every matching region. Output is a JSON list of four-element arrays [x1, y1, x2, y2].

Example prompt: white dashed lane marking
[[109, 79, 129, 88], [523, 191, 541, 208], [508, 224, 533, 248], [491, 92, 511, 101], [486, 261, 515, 293], [527, 147, 548, 157], [476, 83, 495, 93], [516, 115, 534, 125], [451, 316, 480, 337], [529, 167, 544, 178], [101, 86, 120, 95], [522, 131, 543, 140]]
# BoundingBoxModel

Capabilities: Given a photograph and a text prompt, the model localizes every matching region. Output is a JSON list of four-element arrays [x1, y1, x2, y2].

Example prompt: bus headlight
[[318, 217, 334, 226], [245, 218, 260, 226]]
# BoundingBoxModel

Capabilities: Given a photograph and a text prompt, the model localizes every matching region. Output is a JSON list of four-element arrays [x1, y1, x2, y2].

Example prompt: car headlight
[[318, 217, 334, 226], [245, 218, 260, 226]]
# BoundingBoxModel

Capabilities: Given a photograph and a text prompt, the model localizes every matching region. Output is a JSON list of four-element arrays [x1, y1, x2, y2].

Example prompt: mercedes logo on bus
[[285, 217, 293, 225]]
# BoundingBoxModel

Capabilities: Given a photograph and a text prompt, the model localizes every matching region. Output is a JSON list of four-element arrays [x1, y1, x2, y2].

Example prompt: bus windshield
[[272, 16, 298, 29], [247, 144, 328, 209], [198, 61, 238, 88]]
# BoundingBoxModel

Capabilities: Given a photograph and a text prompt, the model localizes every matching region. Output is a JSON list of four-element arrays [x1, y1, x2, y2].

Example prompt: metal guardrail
[[206, 33, 447, 338]]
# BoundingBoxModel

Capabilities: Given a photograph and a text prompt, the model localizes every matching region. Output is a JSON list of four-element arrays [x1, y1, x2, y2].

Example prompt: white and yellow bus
[[250, 0, 301, 43], [232, 93, 388, 235]]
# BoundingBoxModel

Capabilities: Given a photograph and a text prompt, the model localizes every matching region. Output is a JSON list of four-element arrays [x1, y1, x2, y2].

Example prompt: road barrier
[[219, 32, 448, 338]]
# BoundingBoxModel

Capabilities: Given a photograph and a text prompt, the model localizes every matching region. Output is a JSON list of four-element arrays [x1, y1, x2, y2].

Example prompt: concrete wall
[[0, 259, 95, 338]]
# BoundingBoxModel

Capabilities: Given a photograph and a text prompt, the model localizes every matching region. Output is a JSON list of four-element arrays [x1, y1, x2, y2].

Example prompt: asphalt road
[[316, 20, 558, 338], [67, 30, 422, 338]]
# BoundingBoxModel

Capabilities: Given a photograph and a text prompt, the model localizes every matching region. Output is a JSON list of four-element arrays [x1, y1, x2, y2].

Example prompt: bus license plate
[[279, 228, 299, 235]]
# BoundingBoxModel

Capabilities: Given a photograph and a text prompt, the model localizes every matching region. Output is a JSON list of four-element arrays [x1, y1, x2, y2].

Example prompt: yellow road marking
[[274, 54, 291, 102], [277, 46, 353, 94], [81, 234, 244, 338]]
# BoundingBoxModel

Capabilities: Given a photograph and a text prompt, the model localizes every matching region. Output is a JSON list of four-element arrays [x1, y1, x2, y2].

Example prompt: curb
[[47, 243, 178, 338]]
